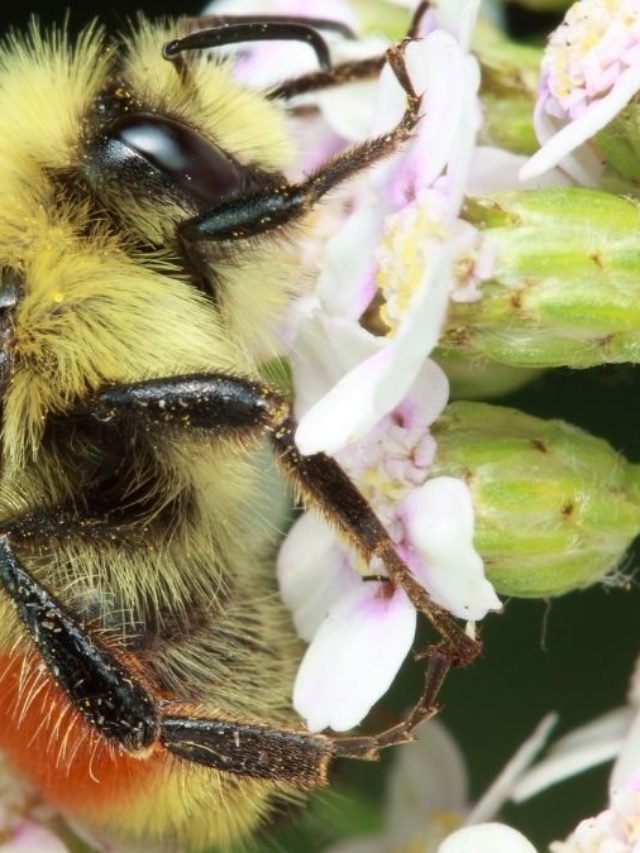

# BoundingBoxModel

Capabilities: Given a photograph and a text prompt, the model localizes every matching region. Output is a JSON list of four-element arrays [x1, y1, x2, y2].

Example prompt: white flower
[[294, 15, 487, 456], [323, 715, 554, 852], [520, 0, 640, 185], [279, 346, 500, 732]]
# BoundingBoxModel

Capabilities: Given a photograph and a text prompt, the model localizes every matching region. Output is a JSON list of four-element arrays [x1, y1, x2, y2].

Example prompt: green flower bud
[[473, 20, 541, 155], [430, 402, 640, 598], [441, 188, 640, 368]]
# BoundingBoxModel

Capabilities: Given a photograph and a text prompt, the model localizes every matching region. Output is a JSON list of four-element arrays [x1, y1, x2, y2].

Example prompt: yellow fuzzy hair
[[0, 18, 313, 849]]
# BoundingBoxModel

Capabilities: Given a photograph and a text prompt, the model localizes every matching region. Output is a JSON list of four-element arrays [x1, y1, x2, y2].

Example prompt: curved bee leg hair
[[0, 530, 449, 785], [176, 41, 418, 244], [89, 374, 480, 668]]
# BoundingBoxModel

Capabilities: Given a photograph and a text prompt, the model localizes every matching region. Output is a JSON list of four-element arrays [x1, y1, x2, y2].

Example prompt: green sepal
[[431, 402, 640, 598], [441, 189, 640, 368]]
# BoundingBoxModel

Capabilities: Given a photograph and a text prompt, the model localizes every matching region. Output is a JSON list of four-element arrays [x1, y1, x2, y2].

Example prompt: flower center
[[337, 413, 436, 530], [542, 0, 640, 121], [375, 201, 447, 334]]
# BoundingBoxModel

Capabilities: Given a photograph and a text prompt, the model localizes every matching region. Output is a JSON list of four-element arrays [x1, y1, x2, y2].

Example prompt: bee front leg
[[84, 373, 480, 668], [176, 41, 420, 244]]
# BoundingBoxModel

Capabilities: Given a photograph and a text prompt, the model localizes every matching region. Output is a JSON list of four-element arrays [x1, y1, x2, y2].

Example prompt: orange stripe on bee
[[0, 654, 167, 815]]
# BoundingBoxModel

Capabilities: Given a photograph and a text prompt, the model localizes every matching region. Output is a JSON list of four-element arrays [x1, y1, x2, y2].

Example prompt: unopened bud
[[431, 402, 640, 597], [442, 188, 640, 368]]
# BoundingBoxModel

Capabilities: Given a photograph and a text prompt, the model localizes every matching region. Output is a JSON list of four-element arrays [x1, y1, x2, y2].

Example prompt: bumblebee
[[0, 12, 476, 849]]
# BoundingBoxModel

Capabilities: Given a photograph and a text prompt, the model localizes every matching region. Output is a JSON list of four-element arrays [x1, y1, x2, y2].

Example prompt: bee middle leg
[[81, 372, 480, 668]]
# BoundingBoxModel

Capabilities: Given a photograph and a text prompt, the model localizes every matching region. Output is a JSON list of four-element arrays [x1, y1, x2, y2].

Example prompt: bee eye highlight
[[107, 113, 245, 205]]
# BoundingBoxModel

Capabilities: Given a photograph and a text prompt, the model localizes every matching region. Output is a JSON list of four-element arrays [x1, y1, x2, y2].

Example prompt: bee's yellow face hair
[[0, 20, 300, 465]]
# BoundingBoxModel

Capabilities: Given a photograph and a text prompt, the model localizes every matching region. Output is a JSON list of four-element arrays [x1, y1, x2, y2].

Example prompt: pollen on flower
[[375, 202, 447, 333], [337, 414, 436, 525], [542, 0, 640, 121]]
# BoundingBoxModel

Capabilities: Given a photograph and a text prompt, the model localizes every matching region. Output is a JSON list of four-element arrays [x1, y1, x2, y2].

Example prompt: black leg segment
[[0, 536, 158, 751]]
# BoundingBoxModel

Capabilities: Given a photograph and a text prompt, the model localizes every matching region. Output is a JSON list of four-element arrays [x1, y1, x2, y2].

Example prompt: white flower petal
[[385, 720, 468, 847], [290, 306, 382, 419], [395, 358, 449, 431], [611, 710, 640, 794], [439, 823, 537, 853], [391, 34, 467, 194], [293, 583, 416, 732], [425, 0, 481, 51], [277, 512, 361, 642], [511, 707, 633, 803], [469, 147, 573, 193], [399, 477, 501, 621], [315, 204, 385, 321], [468, 713, 557, 823], [296, 240, 453, 456]]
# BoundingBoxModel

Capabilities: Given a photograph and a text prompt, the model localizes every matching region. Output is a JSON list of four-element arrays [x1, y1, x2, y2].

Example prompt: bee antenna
[[163, 19, 341, 73]]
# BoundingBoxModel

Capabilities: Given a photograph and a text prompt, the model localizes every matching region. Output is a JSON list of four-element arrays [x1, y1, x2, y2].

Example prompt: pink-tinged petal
[[293, 583, 416, 732], [439, 823, 537, 853], [277, 512, 361, 642], [296, 240, 453, 456], [290, 307, 382, 419], [468, 714, 557, 823], [385, 720, 468, 847], [2, 823, 69, 852], [520, 61, 640, 183], [422, 0, 481, 50], [389, 33, 467, 198], [399, 477, 501, 621]]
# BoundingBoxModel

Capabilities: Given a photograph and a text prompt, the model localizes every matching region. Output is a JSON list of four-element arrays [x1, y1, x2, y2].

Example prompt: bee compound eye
[[93, 113, 247, 207]]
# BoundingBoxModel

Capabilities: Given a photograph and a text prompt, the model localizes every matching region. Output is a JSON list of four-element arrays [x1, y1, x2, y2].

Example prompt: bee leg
[[88, 374, 480, 668], [161, 647, 450, 783], [177, 41, 419, 244], [0, 533, 446, 786], [0, 535, 158, 752]]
